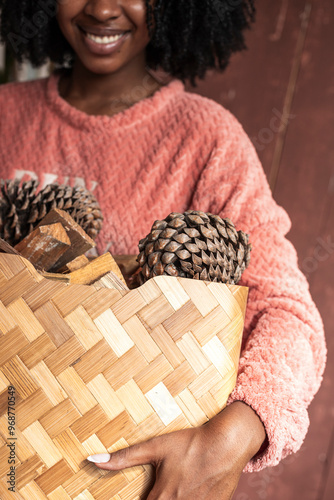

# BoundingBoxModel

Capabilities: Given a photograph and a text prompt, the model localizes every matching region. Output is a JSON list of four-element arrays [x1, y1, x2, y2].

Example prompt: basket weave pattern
[[0, 254, 248, 500]]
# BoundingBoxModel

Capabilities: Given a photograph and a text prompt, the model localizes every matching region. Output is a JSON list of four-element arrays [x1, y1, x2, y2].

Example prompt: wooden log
[[0, 238, 21, 256], [126, 269, 142, 290], [68, 253, 126, 286], [41, 254, 127, 289], [114, 254, 140, 276], [35, 208, 96, 272], [60, 253, 126, 283], [57, 254, 90, 274], [105, 253, 127, 284], [41, 267, 128, 290], [40, 271, 71, 283], [14, 223, 71, 272], [40, 267, 128, 291]]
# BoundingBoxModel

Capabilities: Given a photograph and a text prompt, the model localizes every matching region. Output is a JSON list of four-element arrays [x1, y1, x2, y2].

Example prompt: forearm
[[206, 401, 267, 466]]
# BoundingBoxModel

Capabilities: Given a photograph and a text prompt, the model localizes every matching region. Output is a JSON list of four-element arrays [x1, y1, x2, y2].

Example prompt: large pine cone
[[137, 211, 251, 285], [0, 180, 103, 246]]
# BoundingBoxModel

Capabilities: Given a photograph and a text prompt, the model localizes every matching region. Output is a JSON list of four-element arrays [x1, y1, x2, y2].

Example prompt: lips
[[79, 25, 130, 36], [79, 26, 130, 56]]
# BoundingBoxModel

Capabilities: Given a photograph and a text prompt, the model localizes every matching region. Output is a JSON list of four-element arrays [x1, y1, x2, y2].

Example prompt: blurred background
[[1, 0, 333, 498], [194, 1, 333, 499]]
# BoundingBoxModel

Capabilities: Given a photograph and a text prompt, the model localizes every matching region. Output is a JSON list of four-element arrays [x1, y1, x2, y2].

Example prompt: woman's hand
[[88, 401, 267, 499]]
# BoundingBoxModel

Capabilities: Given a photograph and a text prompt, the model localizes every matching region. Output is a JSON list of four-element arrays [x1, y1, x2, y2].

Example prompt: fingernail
[[87, 453, 111, 464]]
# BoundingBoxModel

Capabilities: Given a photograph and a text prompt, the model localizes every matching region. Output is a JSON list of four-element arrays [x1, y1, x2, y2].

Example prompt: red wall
[[187, 1, 334, 498]]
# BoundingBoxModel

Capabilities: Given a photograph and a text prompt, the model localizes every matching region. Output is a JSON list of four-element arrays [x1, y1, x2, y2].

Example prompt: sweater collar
[[45, 68, 185, 132]]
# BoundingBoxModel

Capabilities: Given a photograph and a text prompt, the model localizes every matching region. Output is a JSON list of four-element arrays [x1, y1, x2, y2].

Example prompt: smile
[[79, 28, 130, 55], [85, 32, 125, 45]]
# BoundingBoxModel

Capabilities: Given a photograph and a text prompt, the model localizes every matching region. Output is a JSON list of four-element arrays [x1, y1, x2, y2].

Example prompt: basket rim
[[0, 252, 249, 320]]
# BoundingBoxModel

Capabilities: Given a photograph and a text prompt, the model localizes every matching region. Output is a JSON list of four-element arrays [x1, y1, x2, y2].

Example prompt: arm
[[88, 401, 266, 499], [87, 110, 326, 497], [190, 112, 327, 472]]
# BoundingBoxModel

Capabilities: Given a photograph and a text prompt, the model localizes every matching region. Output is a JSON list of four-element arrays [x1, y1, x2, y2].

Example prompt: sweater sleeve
[[190, 111, 327, 472]]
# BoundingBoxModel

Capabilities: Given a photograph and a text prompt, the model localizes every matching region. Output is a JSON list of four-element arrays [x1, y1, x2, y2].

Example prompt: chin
[[77, 56, 124, 76]]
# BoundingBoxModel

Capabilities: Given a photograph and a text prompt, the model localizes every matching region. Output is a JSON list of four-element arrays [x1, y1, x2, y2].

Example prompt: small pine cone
[[0, 179, 39, 245], [0, 180, 104, 246], [28, 183, 103, 239], [136, 210, 251, 285]]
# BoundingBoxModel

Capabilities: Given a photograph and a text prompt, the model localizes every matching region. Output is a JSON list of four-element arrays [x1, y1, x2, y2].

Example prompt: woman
[[0, 1, 326, 499]]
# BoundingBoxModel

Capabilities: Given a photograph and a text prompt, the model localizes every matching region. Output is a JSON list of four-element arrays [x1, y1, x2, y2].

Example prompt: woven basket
[[0, 253, 248, 500]]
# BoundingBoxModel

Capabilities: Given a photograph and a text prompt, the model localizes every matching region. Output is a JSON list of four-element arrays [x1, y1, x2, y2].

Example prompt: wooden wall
[[185, 0, 333, 498]]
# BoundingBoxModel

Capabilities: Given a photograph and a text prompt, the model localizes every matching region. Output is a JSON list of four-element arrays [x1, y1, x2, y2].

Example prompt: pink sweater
[[0, 69, 326, 473]]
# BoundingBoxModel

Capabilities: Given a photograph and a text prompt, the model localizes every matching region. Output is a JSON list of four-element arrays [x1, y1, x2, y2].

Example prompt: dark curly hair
[[0, 0, 256, 87]]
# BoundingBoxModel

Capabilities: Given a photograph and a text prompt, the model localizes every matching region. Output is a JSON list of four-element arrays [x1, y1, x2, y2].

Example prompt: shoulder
[[172, 83, 248, 142], [0, 76, 51, 140], [0, 76, 49, 117], [0, 76, 46, 97]]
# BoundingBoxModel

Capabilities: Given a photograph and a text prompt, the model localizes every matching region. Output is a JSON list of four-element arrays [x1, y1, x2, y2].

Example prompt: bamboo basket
[[0, 253, 248, 500]]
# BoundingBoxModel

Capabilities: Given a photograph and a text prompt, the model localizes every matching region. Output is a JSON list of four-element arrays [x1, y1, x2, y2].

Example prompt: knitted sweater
[[0, 69, 326, 473]]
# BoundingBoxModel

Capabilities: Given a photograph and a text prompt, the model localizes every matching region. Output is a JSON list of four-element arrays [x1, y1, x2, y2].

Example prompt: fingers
[[87, 437, 160, 471]]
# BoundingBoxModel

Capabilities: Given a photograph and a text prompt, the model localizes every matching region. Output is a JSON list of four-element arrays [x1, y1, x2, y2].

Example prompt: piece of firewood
[[68, 253, 125, 285], [36, 208, 96, 272], [114, 255, 140, 276], [57, 254, 90, 274], [106, 254, 127, 284], [66, 252, 126, 283], [0, 238, 21, 256], [14, 223, 71, 271], [40, 268, 129, 291], [40, 271, 71, 283], [92, 271, 129, 292], [126, 268, 142, 289]]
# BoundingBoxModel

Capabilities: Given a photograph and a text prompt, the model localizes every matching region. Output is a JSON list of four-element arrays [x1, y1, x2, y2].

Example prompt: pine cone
[[137, 210, 251, 285], [29, 184, 103, 239], [0, 180, 103, 246], [0, 179, 39, 245]]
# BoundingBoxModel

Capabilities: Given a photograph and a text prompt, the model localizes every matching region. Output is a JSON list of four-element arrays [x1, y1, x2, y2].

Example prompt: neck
[[59, 56, 163, 106]]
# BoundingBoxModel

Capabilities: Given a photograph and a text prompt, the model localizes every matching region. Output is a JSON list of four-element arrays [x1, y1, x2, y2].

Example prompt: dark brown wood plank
[[236, 0, 334, 498], [185, 0, 309, 179], [273, 1, 334, 261], [322, 427, 334, 500], [269, 0, 312, 190]]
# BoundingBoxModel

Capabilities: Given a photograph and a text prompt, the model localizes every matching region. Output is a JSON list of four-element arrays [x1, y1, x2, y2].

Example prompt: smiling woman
[[0, 0, 255, 115], [0, 0, 255, 86], [53, 0, 162, 115], [0, 1, 326, 500], [56, 0, 152, 71]]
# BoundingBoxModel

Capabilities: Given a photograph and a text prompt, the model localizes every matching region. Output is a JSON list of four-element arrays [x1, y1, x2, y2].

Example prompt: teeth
[[86, 32, 124, 44]]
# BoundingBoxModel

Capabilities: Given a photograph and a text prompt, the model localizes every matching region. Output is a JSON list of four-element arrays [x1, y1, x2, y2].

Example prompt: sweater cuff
[[226, 380, 310, 472]]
